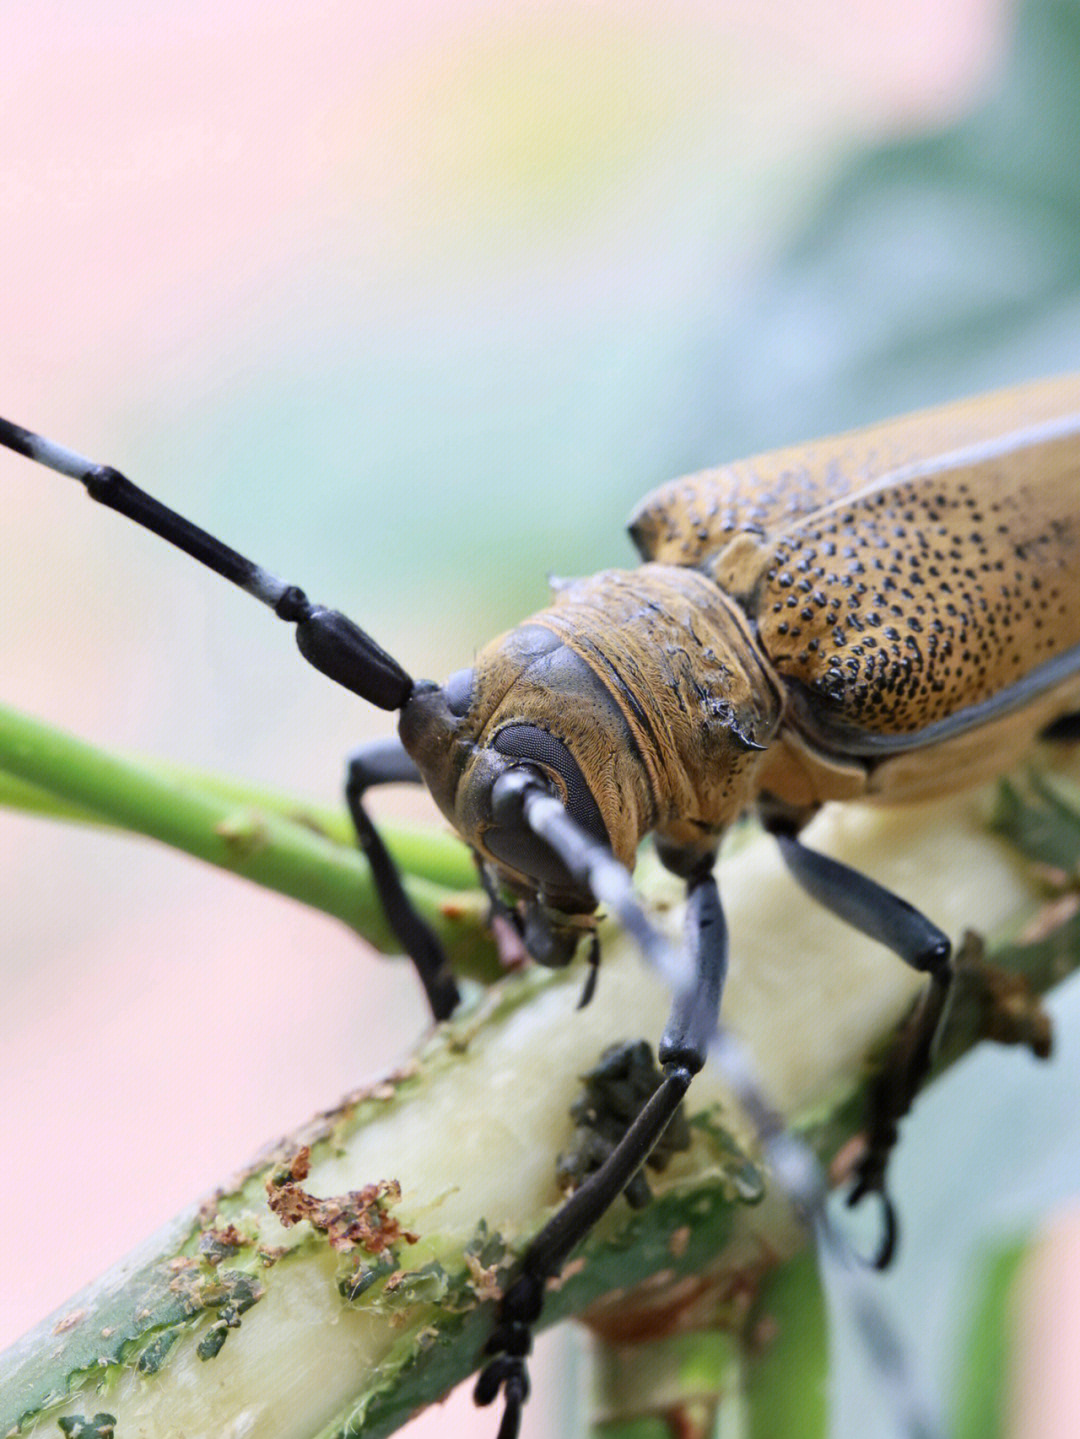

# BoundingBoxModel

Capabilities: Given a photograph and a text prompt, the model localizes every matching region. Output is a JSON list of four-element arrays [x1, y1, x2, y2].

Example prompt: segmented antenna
[[0, 417, 413, 711], [518, 776, 945, 1439]]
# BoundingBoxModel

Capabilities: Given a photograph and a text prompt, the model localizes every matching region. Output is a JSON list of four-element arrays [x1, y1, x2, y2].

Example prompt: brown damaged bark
[[265, 1146, 420, 1256]]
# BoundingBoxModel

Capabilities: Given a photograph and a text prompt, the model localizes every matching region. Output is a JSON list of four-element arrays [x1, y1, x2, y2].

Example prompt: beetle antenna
[[0, 417, 414, 711], [514, 774, 944, 1439]]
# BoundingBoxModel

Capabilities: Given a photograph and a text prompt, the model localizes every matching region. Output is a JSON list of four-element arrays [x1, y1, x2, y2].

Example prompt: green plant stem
[[589, 1331, 741, 1437], [0, 702, 497, 980]]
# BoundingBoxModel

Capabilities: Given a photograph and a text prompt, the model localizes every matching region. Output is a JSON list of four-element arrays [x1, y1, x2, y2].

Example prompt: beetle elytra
[[3, 374, 1079, 1437]]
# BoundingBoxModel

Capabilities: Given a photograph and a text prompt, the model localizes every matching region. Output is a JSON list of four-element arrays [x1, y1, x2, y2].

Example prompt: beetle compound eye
[[493, 724, 609, 848]]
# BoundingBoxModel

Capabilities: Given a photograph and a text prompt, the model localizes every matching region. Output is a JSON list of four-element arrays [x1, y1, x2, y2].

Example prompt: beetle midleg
[[659, 867, 729, 1067], [768, 826, 951, 1267], [475, 868, 726, 1439], [345, 738, 461, 1021]]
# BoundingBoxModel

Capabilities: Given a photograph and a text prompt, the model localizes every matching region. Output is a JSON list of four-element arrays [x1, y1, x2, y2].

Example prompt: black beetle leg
[[345, 737, 461, 1022], [475, 868, 727, 1438], [769, 826, 952, 1267]]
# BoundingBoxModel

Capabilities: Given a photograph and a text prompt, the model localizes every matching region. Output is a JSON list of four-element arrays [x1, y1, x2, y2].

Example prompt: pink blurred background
[[1, 2, 1005, 1433]]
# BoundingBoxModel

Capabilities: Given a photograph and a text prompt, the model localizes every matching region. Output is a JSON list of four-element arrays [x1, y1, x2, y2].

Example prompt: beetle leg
[[345, 738, 461, 1022], [658, 868, 729, 1069], [769, 827, 952, 1266], [475, 869, 726, 1439]]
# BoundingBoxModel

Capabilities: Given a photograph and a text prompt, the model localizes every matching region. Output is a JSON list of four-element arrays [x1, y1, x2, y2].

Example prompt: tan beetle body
[[633, 374, 1080, 810], [401, 375, 1080, 911]]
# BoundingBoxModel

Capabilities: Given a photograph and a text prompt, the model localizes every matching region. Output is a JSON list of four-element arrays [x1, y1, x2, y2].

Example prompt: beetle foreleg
[[345, 738, 461, 1021], [770, 829, 952, 1266], [475, 870, 726, 1437]]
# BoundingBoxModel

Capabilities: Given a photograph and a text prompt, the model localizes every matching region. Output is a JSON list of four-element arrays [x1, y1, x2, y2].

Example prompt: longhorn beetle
[[3, 373, 1080, 1437]]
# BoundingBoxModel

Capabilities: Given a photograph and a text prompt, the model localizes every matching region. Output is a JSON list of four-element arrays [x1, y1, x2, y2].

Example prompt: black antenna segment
[[0, 417, 414, 711]]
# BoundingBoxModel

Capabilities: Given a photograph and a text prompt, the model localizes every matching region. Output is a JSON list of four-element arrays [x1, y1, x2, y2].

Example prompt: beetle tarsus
[[475, 1269, 541, 1437], [768, 827, 956, 1261], [476, 1060, 694, 1433], [845, 967, 952, 1265], [846, 1177, 899, 1270]]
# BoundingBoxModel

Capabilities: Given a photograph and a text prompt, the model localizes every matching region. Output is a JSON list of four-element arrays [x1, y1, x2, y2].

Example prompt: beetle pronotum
[[3, 374, 1079, 1436]]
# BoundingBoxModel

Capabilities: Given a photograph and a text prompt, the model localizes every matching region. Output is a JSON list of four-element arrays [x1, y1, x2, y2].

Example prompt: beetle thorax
[[529, 565, 784, 865]]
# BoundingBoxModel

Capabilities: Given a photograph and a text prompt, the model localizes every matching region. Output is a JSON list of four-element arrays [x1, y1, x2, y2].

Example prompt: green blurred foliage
[[705, 0, 1080, 454], [745, 1253, 829, 1439], [950, 1237, 1030, 1439]]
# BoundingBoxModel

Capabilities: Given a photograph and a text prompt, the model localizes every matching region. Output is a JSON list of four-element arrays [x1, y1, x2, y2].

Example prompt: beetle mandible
[[3, 372, 1080, 1438]]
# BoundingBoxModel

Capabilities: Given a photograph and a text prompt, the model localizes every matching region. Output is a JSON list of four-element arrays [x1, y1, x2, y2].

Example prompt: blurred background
[[2, 0, 1079, 1434]]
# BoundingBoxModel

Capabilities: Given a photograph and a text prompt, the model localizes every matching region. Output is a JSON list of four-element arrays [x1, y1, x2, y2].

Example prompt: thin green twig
[[0, 701, 498, 981]]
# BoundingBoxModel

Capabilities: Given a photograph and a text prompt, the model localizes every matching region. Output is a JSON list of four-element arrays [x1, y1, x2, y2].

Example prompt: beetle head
[[398, 621, 654, 967], [399, 565, 781, 970]]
